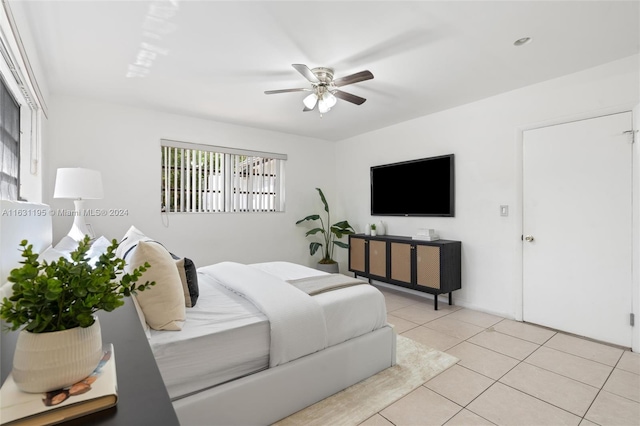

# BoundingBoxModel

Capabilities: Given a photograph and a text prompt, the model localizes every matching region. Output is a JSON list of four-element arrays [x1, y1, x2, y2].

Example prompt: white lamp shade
[[53, 168, 104, 200], [303, 93, 318, 109], [324, 92, 337, 108], [318, 98, 331, 114]]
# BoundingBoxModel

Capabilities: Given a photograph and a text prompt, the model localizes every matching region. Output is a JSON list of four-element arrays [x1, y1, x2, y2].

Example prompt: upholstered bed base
[[173, 325, 396, 425]]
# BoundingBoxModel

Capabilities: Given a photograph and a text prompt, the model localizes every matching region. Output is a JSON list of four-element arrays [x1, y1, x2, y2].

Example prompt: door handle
[[524, 235, 534, 242]]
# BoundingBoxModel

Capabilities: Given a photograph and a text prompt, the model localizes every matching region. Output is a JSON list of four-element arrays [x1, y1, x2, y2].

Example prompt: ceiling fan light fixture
[[318, 98, 331, 114], [303, 93, 318, 109], [324, 92, 337, 108]]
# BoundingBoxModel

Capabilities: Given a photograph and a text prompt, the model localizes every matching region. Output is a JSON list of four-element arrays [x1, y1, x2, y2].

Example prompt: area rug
[[274, 335, 459, 426]]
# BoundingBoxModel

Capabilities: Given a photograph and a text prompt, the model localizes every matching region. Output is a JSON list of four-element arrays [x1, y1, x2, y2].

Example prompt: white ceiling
[[18, 1, 640, 141]]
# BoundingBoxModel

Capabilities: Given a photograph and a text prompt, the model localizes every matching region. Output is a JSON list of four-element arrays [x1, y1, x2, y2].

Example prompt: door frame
[[514, 105, 639, 351]]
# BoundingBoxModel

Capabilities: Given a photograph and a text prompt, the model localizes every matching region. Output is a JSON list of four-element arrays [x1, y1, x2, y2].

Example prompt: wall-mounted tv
[[370, 154, 455, 217]]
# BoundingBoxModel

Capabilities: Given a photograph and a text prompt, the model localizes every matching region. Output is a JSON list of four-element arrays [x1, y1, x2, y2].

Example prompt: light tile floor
[[361, 286, 640, 426]]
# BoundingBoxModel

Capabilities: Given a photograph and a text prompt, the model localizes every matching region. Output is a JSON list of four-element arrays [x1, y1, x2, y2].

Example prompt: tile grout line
[[520, 349, 609, 390], [382, 292, 638, 426]]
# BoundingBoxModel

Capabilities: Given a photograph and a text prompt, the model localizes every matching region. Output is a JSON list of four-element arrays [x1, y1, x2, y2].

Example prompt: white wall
[[45, 96, 336, 269], [336, 55, 640, 322], [0, 0, 50, 203]]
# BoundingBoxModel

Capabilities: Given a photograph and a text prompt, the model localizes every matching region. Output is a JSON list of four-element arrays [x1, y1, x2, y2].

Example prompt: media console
[[349, 234, 461, 310]]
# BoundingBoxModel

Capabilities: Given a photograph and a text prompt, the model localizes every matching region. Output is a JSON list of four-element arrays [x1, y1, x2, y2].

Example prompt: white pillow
[[86, 236, 111, 266], [41, 236, 78, 263], [126, 240, 185, 331], [54, 236, 79, 253], [116, 226, 149, 259], [40, 246, 70, 263]]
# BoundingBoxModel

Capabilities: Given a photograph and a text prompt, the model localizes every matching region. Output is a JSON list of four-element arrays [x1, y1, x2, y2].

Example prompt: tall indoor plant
[[296, 188, 355, 272], [1, 236, 154, 392]]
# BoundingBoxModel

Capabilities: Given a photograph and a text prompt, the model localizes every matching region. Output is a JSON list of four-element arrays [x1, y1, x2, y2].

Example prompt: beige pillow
[[126, 240, 185, 330]]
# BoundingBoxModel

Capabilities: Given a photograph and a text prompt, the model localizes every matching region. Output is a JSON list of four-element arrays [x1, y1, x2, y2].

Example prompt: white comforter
[[151, 261, 388, 399], [198, 262, 328, 367]]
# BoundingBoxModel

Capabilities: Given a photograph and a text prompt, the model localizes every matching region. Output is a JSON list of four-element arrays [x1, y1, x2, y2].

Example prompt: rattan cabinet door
[[349, 237, 366, 274], [416, 245, 440, 290], [390, 242, 412, 284], [369, 240, 387, 278]]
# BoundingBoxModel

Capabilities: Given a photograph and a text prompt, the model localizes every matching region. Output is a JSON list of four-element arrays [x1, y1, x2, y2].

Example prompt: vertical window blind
[[0, 75, 20, 200], [161, 140, 286, 213]]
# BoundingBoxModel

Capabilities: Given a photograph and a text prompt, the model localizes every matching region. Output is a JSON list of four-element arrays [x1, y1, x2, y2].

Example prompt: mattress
[[149, 273, 270, 400], [149, 262, 387, 400]]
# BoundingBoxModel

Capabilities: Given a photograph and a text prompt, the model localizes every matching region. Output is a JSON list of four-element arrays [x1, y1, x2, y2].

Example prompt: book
[[412, 234, 440, 241], [1, 344, 118, 426]]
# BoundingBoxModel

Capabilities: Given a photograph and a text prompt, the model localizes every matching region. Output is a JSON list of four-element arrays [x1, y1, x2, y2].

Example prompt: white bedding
[[200, 262, 328, 367], [149, 273, 270, 400], [252, 262, 387, 347], [149, 261, 387, 400]]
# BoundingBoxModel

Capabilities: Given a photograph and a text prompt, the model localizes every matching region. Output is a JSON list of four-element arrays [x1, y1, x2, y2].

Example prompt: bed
[[0, 207, 396, 425]]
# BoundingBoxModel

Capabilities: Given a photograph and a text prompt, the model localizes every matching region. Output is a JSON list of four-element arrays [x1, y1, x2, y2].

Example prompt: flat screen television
[[370, 154, 454, 217]]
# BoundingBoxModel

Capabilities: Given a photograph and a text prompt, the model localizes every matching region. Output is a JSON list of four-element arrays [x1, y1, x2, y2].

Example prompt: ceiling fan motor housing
[[311, 67, 334, 85]]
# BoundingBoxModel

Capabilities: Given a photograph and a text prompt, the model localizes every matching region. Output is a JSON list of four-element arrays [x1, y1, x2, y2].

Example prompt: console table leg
[[449, 292, 452, 305], [434, 295, 438, 310]]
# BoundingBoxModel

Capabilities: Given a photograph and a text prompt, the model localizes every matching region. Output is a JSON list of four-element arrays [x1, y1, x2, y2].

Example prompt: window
[[0, 75, 20, 200], [161, 139, 286, 213]]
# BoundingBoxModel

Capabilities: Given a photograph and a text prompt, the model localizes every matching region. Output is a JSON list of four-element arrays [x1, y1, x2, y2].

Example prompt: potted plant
[[0, 236, 154, 393], [296, 188, 355, 273], [370, 223, 377, 236]]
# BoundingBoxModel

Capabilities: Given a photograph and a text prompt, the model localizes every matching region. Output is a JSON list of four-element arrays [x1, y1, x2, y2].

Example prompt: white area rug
[[274, 335, 459, 426]]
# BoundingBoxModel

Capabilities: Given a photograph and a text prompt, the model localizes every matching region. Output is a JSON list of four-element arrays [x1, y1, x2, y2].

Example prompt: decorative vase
[[364, 223, 371, 236], [376, 221, 386, 236], [12, 316, 103, 393], [316, 262, 339, 273]]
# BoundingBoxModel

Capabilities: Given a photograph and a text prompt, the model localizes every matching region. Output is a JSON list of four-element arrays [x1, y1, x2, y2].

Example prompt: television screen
[[370, 154, 454, 217]]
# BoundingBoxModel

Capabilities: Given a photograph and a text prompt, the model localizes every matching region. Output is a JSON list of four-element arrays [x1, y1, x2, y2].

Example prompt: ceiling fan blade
[[292, 64, 320, 83], [333, 90, 366, 105], [264, 88, 310, 95], [333, 70, 374, 87]]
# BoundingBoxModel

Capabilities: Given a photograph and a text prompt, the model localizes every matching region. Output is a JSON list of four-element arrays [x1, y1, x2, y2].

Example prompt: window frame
[[0, 73, 20, 200]]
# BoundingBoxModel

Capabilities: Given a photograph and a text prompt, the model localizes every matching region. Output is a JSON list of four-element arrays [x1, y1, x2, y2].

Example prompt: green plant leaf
[[333, 241, 349, 249], [305, 228, 324, 237], [295, 214, 320, 224], [309, 242, 322, 256], [316, 188, 329, 213]]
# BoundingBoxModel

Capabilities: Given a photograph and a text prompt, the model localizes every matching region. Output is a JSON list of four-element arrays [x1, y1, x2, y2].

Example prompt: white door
[[523, 112, 633, 347]]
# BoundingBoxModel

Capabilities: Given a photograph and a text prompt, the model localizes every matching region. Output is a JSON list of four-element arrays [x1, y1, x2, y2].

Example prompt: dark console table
[[349, 234, 461, 310], [1, 298, 179, 425]]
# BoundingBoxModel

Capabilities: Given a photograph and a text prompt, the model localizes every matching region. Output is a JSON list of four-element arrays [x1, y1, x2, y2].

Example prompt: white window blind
[[161, 139, 286, 213], [0, 75, 20, 200]]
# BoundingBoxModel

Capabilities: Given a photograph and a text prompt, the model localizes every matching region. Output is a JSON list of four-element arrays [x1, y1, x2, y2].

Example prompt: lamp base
[[65, 199, 92, 241]]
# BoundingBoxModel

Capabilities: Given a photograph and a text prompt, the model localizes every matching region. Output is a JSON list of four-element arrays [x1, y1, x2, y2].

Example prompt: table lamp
[[53, 168, 104, 241]]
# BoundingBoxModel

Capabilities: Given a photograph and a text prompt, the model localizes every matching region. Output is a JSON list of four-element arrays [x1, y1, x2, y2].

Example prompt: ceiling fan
[[264, 64, 374, 115]]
